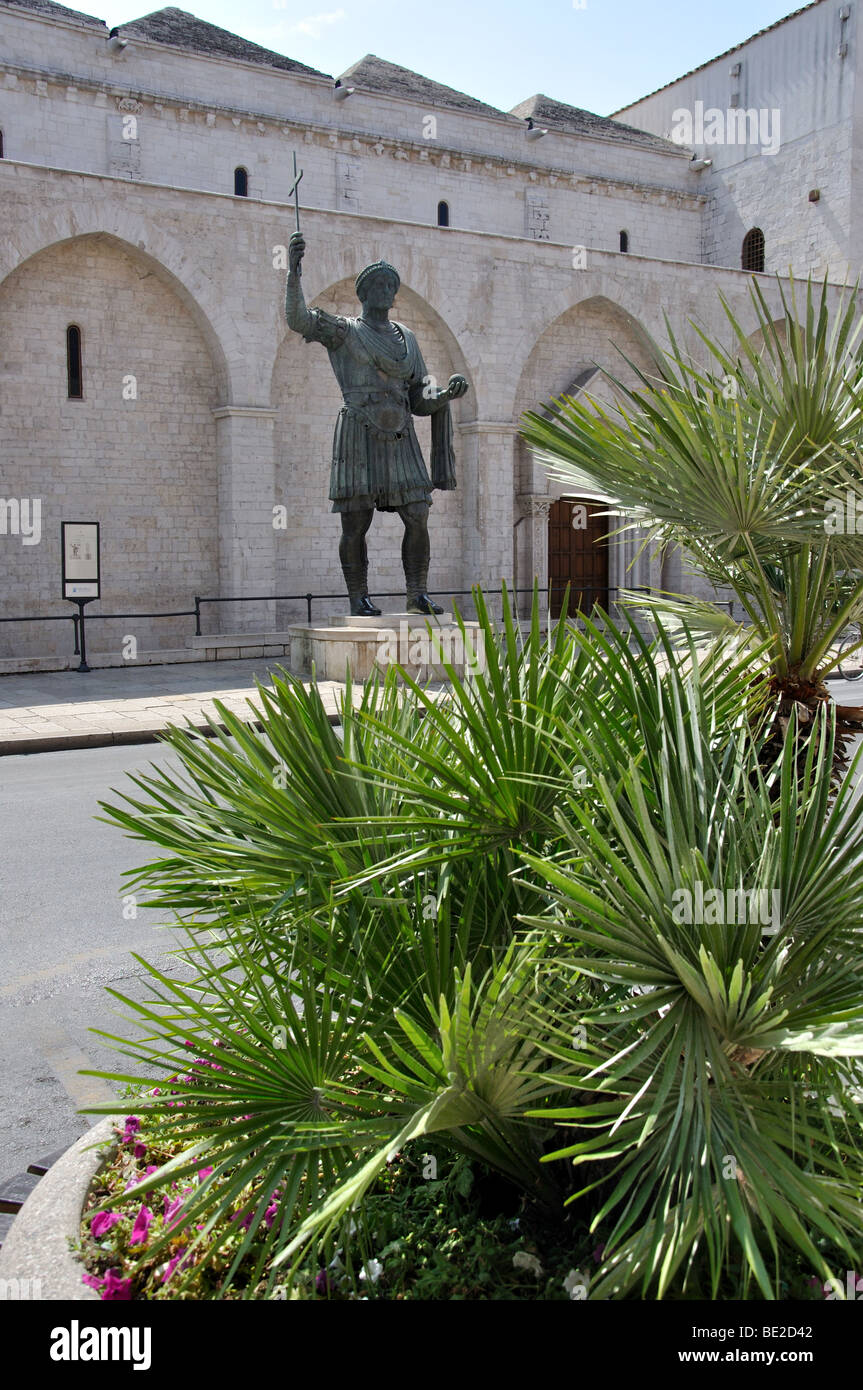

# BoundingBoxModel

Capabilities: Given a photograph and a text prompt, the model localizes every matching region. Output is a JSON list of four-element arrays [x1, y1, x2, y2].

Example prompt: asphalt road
[[0, 743, 185, 1180]]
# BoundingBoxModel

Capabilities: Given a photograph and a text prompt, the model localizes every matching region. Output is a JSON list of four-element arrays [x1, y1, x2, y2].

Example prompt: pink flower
[[162, 1249, 192, 1282], [90, 1211, 122, 1239], [101, 1269, 133, 1300], [129, 1206, 153, 1246], [197, 1167, 213, 1182], [132, 1141, 147, 1159], [163, 1194, 184, 1228], [123, 1116, 141, 1136], [124, 1165, 158, 1193], [84, 1269, 132, 1300], [264, 1202, 279, 1230]]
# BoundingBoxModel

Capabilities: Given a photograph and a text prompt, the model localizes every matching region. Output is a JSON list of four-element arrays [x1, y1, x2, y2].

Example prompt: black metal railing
[[192, 585, 634, 633], [0, 585, 737, 671]]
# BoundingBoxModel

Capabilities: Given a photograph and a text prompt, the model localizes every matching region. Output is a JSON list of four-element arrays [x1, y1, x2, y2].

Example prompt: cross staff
[[288, 151, 304, 233]]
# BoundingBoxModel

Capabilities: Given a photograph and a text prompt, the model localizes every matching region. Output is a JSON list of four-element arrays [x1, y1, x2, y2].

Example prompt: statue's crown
[[355, 260, 400, 297]]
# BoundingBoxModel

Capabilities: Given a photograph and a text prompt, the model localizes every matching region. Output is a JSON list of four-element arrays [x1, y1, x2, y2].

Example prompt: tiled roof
[[0, 0, 105, 28], [338, 53, 508, 118], [511, 93, 680, 152], [120, 7, 329, 77]]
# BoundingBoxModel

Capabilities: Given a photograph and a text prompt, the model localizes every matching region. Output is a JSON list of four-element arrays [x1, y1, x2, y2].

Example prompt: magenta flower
[[101, 1269, 133, 1300], [90, 1211, 122, 1239], [162, 1249, 192, 1282], [84, 1269, 132, 1300], [264, 1202, 279, 1230], [197, 1167, 213, 1182], [129, 1205, 154, 1246], [163, 1194, 184, 1228], [124, 1165, 158, 1193], [132, 1141, 147, 1159], [123, 1116, 141, 1136]]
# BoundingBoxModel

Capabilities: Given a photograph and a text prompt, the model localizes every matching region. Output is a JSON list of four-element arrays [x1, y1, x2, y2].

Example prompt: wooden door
[[548, 498, 609, 619]]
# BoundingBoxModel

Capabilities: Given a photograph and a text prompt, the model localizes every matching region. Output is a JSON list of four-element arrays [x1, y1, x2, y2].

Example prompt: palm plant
[[520, 275, 863, 750], [86, 592, 863, 1298]]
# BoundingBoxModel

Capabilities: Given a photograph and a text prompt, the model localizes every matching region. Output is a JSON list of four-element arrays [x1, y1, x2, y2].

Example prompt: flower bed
[[76, 1100, 601, 1301]]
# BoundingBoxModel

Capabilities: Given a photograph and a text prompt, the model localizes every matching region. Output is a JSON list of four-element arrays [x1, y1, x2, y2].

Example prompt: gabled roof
[[510, 93, 680, 153], [614, 0, 824, 112], [338, 54, 508, 118], [120, 7, 329, 77], [0, 0, 105, 27]]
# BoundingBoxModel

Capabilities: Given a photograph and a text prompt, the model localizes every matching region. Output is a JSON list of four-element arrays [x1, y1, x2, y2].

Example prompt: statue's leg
[[399, 501, 443, 615], [339, 508, 381, 616]]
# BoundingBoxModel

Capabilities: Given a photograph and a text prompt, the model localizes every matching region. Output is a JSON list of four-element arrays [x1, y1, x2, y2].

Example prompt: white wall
[[617, 0, 857, 277]]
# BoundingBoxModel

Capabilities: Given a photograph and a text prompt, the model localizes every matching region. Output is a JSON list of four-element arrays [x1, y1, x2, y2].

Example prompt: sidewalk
[[1, 658, 862, 758], [0, 658, 344, 756]]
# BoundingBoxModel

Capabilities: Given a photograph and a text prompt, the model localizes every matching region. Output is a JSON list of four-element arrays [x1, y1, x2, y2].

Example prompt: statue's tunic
[[295, 304, 457, 513]]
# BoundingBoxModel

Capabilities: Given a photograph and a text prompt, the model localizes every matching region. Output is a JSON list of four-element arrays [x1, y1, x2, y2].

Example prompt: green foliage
[[88, 590, 863, 1298], [520, 276, 863, 684]]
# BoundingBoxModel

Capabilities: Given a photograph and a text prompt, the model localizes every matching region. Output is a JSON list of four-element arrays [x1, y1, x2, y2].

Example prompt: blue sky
[[102, 0, 804, 116]]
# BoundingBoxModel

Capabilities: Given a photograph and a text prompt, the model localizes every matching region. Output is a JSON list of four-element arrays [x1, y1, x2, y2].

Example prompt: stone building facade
[[0, 0, 858, 666]]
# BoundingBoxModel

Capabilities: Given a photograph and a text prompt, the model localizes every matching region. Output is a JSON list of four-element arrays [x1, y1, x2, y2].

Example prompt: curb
[[0, 1116, 117, 1300], [0, 724, 220, 758], [0, 709, 342, 757]]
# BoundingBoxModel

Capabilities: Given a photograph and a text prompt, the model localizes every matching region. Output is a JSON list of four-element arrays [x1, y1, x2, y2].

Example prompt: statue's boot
[[342, 564, 381, 617], [353, 593, 383, 617], [405, 563, 444, 616]]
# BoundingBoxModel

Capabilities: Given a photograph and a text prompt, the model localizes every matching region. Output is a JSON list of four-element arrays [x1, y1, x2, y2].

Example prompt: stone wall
[[617, 0, 857, 278]]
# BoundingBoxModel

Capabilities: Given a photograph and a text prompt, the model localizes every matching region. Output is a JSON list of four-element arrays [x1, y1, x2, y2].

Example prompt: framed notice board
[[62, 521, 100, 600]]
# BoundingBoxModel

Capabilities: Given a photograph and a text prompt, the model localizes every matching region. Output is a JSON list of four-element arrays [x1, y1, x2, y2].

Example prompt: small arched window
[[742, 227, 765, 272], [437, 200, 450, 227], [234, 167, 248, 197], [619, 230, 629, 253], [66, 325, 83, 400]]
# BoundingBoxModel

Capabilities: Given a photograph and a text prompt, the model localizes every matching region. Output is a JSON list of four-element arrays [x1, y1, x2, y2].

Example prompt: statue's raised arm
[[285, 233, 348, 350]]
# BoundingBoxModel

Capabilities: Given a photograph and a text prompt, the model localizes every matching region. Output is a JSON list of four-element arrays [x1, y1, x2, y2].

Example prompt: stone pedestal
[[287, 612, 482, 682]]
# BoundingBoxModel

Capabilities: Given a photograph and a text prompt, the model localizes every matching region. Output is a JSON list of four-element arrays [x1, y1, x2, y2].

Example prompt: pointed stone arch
[[0, 232, 224, 660], [512, 293, 664, 614], [0, 222, 234, 402]]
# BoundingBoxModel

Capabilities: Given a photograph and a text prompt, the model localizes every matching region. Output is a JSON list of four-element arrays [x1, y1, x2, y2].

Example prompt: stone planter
[[0, 1117, 117, 1300]]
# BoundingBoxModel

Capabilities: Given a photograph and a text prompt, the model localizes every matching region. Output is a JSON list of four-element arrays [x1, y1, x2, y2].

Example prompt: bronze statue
[[285, 232, 469, 616]]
